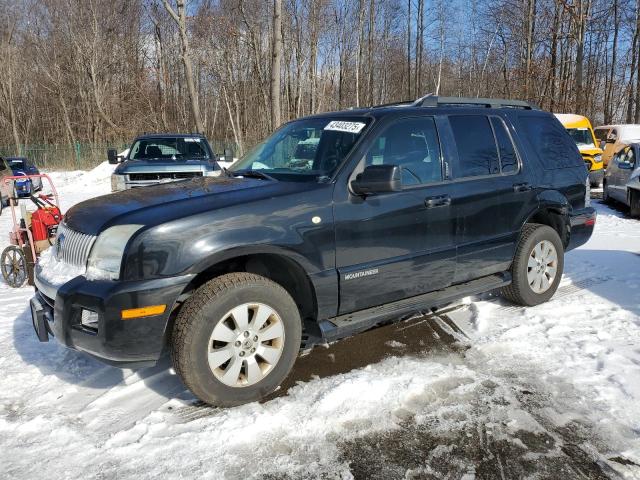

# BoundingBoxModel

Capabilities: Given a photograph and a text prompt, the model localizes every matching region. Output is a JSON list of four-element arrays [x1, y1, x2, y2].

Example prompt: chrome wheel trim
[[527, 240, 558, 294], [207, 302, 285, 388]]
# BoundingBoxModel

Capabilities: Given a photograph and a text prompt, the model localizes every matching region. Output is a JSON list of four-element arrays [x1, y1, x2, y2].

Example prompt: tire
[[1, 246, 28, 288], [630, 190, 640, 218], [602, 181, 612, 204], [501, 224, 564, 307], [172, 272, 302, 407]]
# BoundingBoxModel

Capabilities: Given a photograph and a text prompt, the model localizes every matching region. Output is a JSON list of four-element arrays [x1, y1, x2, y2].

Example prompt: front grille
[[54, 223, 96, 268], [128, 171, 203, 181]]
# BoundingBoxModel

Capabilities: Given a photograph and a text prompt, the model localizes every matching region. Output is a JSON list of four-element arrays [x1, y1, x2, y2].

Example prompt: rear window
[[519, 115, 583, 169]]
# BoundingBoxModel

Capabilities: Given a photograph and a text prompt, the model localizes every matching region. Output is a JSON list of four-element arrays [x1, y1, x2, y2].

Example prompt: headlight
[[594, 154, 602, 163], [86, 224, 142, 280], [111, 174, 126, 191]]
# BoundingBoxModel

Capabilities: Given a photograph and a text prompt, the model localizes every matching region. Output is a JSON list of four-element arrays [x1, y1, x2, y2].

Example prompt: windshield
[[567, 128, 595, 148], [129, 137, 212, 161], [231, 117, 370, 181], [8, 158, 27, 169]]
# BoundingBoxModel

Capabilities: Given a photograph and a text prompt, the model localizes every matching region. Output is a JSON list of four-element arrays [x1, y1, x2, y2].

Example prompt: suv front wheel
[[172, 272, 302, 406], [501, 224, 564, 306]]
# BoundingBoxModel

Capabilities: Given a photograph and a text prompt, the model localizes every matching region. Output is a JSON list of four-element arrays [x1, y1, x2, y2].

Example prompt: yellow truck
[[555, 114, 604, 187]]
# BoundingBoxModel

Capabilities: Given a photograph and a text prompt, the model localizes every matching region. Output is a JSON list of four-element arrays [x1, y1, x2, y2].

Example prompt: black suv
[[31, 96, 595, 406]]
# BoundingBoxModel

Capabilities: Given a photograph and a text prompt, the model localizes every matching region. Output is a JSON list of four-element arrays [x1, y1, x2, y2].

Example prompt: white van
[[594, 124, 640, 166]]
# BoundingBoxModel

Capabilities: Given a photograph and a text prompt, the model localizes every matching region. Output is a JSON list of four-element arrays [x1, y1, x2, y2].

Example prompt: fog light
[[81, 309, 99, 330]]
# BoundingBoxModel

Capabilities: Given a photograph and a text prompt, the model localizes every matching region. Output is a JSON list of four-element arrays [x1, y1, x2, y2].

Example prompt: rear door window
[[518, 115, 583, 169], [449, 115, 499, 177], [490, 117, 519, 174]]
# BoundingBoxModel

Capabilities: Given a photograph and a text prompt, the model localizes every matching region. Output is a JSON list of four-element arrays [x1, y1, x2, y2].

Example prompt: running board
[[317, 272, 511, 342]]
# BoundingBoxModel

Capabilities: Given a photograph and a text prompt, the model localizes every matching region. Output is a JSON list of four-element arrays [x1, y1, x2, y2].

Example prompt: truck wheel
[[630, 190, 640, 218], [602, 181, 611, 204], [171, 272, 302, 407], [501, 224, 564, 307]]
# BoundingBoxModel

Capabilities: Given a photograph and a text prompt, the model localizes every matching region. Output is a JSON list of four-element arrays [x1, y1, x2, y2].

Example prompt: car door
[[615, 147, 637, 205], [333, 115, 457, 314], [446, 114, 533, 283]]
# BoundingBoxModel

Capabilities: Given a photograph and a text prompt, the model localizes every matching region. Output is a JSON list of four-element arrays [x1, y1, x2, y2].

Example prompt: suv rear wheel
[[171, 272, 302, 406], [501, 224, 564, 306]]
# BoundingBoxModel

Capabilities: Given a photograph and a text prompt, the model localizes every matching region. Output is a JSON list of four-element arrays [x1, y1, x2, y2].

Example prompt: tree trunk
[[270, 0, 282, 130], [163, 0, 205, 133], [356, 0, 365, 107], [406, 0, 411, 99]]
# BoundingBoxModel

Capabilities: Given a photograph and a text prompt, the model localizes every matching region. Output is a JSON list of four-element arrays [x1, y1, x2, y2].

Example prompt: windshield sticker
[[324, 121, 366, 134], [184, 138, 201, 142]]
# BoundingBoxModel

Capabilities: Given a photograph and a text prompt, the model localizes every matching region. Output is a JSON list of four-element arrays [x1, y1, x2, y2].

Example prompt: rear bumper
[[566, 207, 596, 251], [32, 271, 194, 368]]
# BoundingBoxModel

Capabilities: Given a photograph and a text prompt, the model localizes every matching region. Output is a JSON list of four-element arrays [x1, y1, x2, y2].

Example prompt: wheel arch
[[180, 247, 319, 326], [522, 193, 571, 249]]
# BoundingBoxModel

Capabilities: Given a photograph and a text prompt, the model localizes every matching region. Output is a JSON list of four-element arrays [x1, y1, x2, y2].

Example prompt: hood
[[577, 146, 603, 156], [64, 176, 319, 235], [114, 159, 216, 174]]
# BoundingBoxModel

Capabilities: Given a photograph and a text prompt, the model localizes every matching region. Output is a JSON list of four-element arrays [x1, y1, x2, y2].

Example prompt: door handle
[[513, 182, 532, 192], [425, 195, 451, 208]]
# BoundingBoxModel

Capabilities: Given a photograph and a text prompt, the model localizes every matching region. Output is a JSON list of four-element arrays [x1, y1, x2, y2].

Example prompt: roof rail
[[372, 100, 413, 108], [413, 94, 538, 110]]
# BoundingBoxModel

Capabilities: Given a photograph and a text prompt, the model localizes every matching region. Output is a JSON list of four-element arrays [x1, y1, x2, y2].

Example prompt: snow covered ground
[[1, 169, 640, 479]]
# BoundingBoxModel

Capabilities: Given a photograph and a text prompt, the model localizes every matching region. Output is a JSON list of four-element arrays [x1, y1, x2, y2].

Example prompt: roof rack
[[372, 100, 413, 108], [412, 94, 538, 110]]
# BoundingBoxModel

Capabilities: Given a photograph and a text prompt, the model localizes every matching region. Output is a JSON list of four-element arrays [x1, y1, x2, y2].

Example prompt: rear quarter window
[[518, 114, 583, 169]]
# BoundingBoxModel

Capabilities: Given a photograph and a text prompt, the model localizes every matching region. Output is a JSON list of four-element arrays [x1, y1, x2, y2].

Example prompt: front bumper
[[567, 207, 596, 251], [32, 271, 194, 368]]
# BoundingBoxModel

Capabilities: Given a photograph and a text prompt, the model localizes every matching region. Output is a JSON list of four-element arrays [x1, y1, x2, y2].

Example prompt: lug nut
[[244, 331, 250, 338], [250, 347, 256, 353], [253, 336, 258, 342], [235, 341, 241, 347], [239, 351, 245, 357]]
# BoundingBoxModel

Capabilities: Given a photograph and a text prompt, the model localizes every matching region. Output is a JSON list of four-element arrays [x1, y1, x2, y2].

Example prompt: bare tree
[[163, 0, 205, 133], [271, 0, 283, 129]]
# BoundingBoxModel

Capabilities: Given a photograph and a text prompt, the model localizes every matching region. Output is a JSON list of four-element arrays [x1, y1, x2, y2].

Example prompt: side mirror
[[107, 148, 119, 164], [223, 148, 234, 162], [351, 164, 402, 196], [606, 136, 617, 144]]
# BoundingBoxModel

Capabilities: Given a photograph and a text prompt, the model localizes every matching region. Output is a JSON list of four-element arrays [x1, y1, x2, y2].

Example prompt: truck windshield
[[231, 118, 371, 181], [567, 128, 595, 148], [129, 137, 211, 161]]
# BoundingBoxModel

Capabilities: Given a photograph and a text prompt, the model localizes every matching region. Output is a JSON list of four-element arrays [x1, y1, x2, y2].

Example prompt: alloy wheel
[[527, 240, 558, 294], [207, 302, 285, 388]]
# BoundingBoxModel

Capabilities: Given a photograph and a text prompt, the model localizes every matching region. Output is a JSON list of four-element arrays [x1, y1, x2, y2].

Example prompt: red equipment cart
[[1, 174, 62, 288]]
